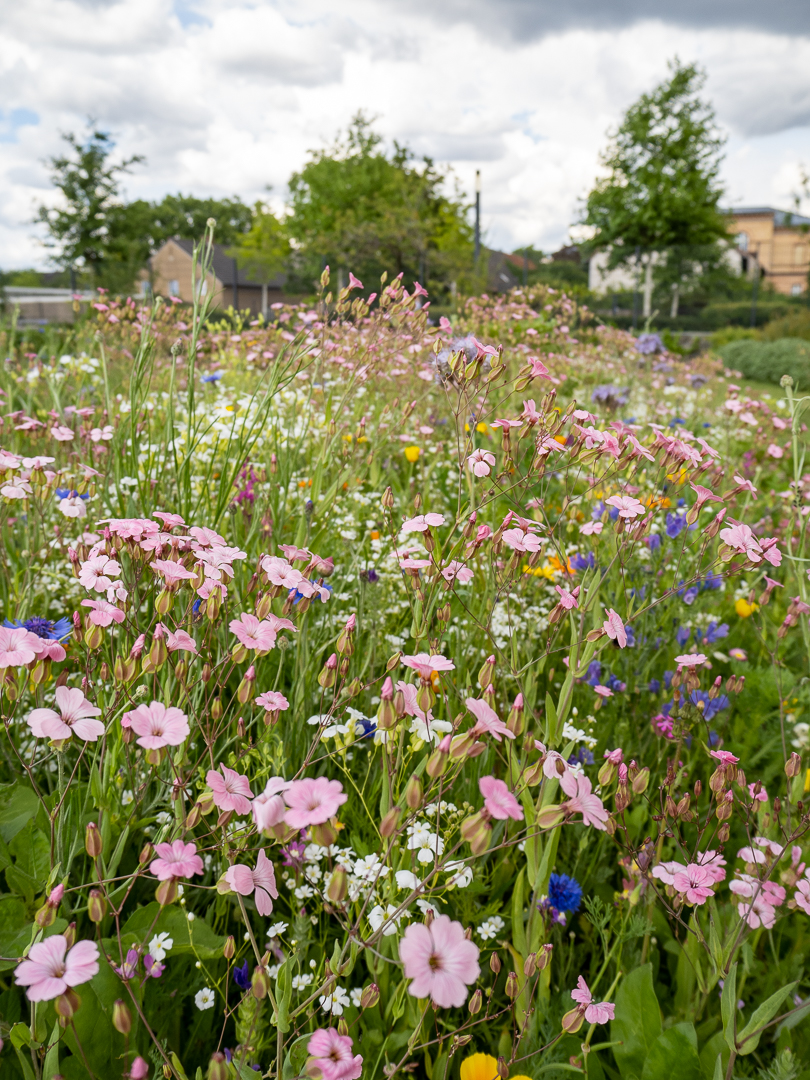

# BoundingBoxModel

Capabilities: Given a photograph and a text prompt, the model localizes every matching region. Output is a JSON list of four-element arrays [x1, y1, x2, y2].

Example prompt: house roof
[[170, 237, 286, 288], [725, 207, 810, 228]]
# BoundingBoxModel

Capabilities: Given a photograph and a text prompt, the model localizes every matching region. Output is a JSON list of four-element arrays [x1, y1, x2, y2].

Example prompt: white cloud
[[1, 0, 809, 268]]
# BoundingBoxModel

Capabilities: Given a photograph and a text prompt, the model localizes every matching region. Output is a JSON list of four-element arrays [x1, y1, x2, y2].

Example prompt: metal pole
[[474, 170, 481, 267], [232, 257, 238, 309], [523, 249, 528, 287], [632, 245, 641, 331], [750, 256, 760, 328]]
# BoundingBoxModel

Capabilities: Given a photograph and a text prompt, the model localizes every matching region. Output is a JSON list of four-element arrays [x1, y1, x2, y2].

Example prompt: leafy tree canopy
[[228, 200, 290, 284]]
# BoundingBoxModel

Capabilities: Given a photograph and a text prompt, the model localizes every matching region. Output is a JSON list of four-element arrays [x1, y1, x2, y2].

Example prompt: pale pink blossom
[[736, 894, 777, 929], [28, 686, 103, 742], [502, 527, 542, 553], [36, 639, 66, 662], [467, 449, 496, 477], [208, 765, 254, 815], [594, 685, 614, 698], [767, 443, 784, 459], [794, 879, 810, 915], [710, 749, 739, 765], [528, 356, 551, 379], [651, 861, 686, 886], [261, 555, 303, 589], [279, 544, 311, 562], [225, 849, 278, 915], [348, 272, 363, 290], [78, 554, 121, 592], [689, 482, 723, 511], [560, 771, 609, 829], [153, 511, 185, 529], [253, 778, 291, 832], [748, 782, 768, 803], [570, 976, 615, 1024], [152, 559, 196, 586], [188, 526, 227, 547], [51, 425, 75, 441], [555, 585, 579, 609], [159, 626, 198, 654], [720, 521, 766, 562], [89, 425, 114, 442], [441, 561, 474, 584], [676, 652, 708, 668], [255, 691, 290, 713], [14, 936, 99, 1002], [81, 598, 125, 626], [401, 653, 455, 680], [480, 776, 524, 820], [400, 513, 445, 534], [580, 521, 603, 536], [605, 495, 645, 520], [696, 850, 727, 884], [398, 556, 431, 571], [229, 613, 280, 653], [149, 840, 204, 880], [398, 915, 480, 1007], [284, 777, 347, 828], [603, 609, 627, 648], [306, 1028, 363, 1080], [0, 626, 44, 667], [672, 864, 715, 905], [125, 702, 190, 749], [466, 697, 515, 742]]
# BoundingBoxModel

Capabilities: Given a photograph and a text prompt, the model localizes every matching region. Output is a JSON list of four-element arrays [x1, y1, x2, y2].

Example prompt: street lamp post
[[474, 170, 481, 267]]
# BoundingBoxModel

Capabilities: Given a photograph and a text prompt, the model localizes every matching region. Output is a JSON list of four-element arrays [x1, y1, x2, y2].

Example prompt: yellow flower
[[804, 768, 810, 794], [460, 1056, 530, 1080], [735, 598, 758, 618], [404, 446, 421, 463], [476, 421, 489, 434]]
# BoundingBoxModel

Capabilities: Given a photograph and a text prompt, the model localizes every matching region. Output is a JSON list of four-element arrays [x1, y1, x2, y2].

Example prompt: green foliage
[[761, 307, 810, 343], [611, 965, 662, 1079], [717, 337, 810, 387], [229, 200, 290, 283]]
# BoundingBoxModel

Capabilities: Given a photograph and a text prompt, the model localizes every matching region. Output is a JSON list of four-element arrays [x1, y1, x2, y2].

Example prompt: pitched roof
[[725, 207, 810, 227], [170, 237, 286, 287]]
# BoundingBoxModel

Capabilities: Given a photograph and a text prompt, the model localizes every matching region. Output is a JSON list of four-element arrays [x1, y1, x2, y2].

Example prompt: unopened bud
[[63, 922, 76, 949], [498, 1057, 509, 1079], [112, 999, 132, 1035], [87, 889, 107, 923], [55, 988, 81, 1023], [139, 842, 154, 865], [85, 822, 103, 858], [536, 943, 553, 970], [405, 776, 423, 810], [380, 807, 401, 837], [632, 767, 650, 794], [318, 652, 338, 689], [468, 988, 483, 1014], [208, 1052, 229, 1080], [327, 865, 348, 903], [478, 654, 496, 690], [774, 796, 782, 815], [786, 752, 802, 778], [505, 971, 519, 1000], [523, 952, 537, 977], [223, 935, 235, 960], [490, 951, 501, 974], [562, 1008, 584, 1034], [382, 486, 394, 510], [252, 966, 270, 1000], [360, 983, 380, 1009]]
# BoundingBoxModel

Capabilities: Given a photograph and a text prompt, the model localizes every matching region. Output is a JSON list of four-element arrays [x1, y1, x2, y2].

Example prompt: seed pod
[[405, 777, 423, 810], [327, 865, 348, 903], [360, 983, 380, 1009], [223, 935, 235, 960], [252, 966, 270, 1001], [380, 807, 401, 837], [112, 999, 132, 1035], [490, 951, 501, 974], [87, 889, 107, 923], [498, 1056, 509, 1079], [786, 752, 802, 778], [85, 822, 103, 858], [468, 988, 483, 1014]]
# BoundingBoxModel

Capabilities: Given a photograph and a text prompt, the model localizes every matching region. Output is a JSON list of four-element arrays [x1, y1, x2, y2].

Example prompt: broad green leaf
[[699, 1033, 729, 1080], [736, 981, 797, 1055], [775, 998, 810, 1037], [43, 1021, 61, 1080], [610, 964, 662, 1080], [10, 1022, 32, 1049], [641, 1024, 701, 1080], [0, 784, 41, 843], [512, 867, 527, 957], [544, 692, 558, 745], [720, 963, 737, 1053], [119, 902, 226, 958]]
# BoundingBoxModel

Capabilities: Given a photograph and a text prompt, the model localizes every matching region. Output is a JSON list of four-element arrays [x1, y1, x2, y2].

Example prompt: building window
[[138, 280, 151, 298], [168, 280, 180, 297], [792, 284, 803, 297], [795, 244, 807, 266], [736, 231, 749, 252]]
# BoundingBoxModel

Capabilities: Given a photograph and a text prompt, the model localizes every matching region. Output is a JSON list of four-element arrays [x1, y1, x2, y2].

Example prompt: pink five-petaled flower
[[14, 935, 99, 1002], [348, 272, 363, 290], [306, 1028, 363, 1080], [441, 561, 474, 584], [675, 652, 707, 668], [150, 840, 204, 881], [401, 653, 455, 680], [555, 585, 579, 609], [0, 626, 44, 668], [229, 613, 280, 653], [466, 697, 515, 742], [28, 686, 104, 742], [284, 777, 347, 829], [400, 513, 445, 534], [159, 625, 198, 654], [253, 777, 291, 832], [224, 849, 278, 916], [528, 356, 551, 379], [559, 771, 609, 829], [689, 482, 723, 511], [208, 765, 254, 815], [570, 976, 615, 1024], [467, 449, 496, 477], [671, 863, 715, 905], [603, 609, 627, 648], [151, 559, 196, 586], [255, 690, 290, 713], [479, 776, 524, 821], [124, 701, 190, 749], [605, 494, 645, 520], [398, 914, 480, 1008], [710, 749, 739, 765], [81, 599, 125, 627]]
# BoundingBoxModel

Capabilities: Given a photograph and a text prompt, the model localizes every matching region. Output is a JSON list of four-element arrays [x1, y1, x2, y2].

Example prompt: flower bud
[[85, 822, 103, 858], [223, 935, 235, 960], [237, 665, 256, 704], [562, 1008, 584, 1034], [632, 767, 650, 794], [376, 677, 398, 730], [327, 865, 348, 903], [498, 1057, 509, 1079], [504, 971, 519, 1000], [208, 1053, 229, 1080], [336, 614, 356, 656], [717, 821, 731, 843], [786, 752, 802, 778], [62, 922, 76, 949], [112, 999, 132, 1035], [211, 697, 224, 721], [318, 653, 338, 689], [536, 943, 553, 970], [130, 1057, 150, 1079], [360, 983, 380, 1009], [35, 902, 56, 928], [55, 988, 81, 1024], [155, 878, 178, 906], [536, 805, 565, 828], [523, 952, 537, 977], [380, 807, 401, 837], [88, 889, 107, 923], [252, 966, 270, 1000], [382, 486, 394, 510], [506, 693, 525, 737], [405, 776, 423, 810], [337, 1017, 349, 1037], [478, 654, 496, 691], [85, 622, 103, 650], [185, 803, 202, 829], [139, 842, 154, 865], [490, 951, 501, 974]]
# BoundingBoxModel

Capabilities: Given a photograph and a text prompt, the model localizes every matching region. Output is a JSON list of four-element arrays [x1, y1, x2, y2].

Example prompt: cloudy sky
[[2, 0, 809, 269]]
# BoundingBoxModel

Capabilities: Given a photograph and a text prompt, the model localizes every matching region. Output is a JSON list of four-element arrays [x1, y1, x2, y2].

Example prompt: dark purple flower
[[233, 960, 251, 991]]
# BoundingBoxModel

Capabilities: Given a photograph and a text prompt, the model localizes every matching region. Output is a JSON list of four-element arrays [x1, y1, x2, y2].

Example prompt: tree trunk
[[670, 283, 679, 319], [642, 257, 654, 319]]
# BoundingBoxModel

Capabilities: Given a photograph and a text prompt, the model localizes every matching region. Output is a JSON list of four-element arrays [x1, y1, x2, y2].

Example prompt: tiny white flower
[[350, 988, 363, 1007], [267, 921, 288, 938], [292, 973, 314, 991], [395, 870, 420, 891], [368, 904, 403, 936], [319, 985, 351, 1015], [148, 932, 173, 962], [195, 987, 215, 1010]]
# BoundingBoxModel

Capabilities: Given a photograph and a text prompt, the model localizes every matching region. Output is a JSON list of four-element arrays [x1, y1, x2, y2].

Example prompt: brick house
[[147, 238, 287, 315], [726, 207, 810, 297]]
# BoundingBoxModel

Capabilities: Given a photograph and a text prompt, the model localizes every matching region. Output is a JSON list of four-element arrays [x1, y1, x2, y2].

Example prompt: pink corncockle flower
[[570, 976, 615, 1024], [737, 894, 777, 929], [528, 356, 551, 379], [540, 748, 570, 780], [626, 434, 655, 461], [399, 914, 480, 1008], [292, 578, 331, 602], [208, 765, 254, 815], [689, 482, 723, 511], [253, 777, 291, 832], [153, 511, 185, 529], [696, 850, 727, 884], [89, 425, 114, 442], [672, 864, 715, 905], [125, 702, 190, 749], [255, 690, 290, 713], [28, 686, 103, 742], [261, 555, 303, 589], [149, 840, 204, 881], [467, 449, 496, 477], [719, 521, 763, 562], [0, 626, 44, 668], [284, 777, 347, 828], [151, 559, 196, 586], [280, 544, 311, 562], [2, 479, 33, 499], [160, 626, 198, 654], [651, 861, 686, 886], [604, 748, 624, 765], [306, 1028, 363, 1080], [398, 556, 431, 571], [794, 880, 810, 915], [81, 598, 125, 626], [400, 513, 445, 534], [603, 609, 627, 648], [188, 525, 227, 547], [767, 443, 784, 459], [555, 585, 579, 609], [348, 272, 363, 290], [580, 521, 603, 535], [479, 776, 524, 820], [737, 846, 767, 865], [229, 613, 280, 653], [78, 555, 121, 593], [559, 771, 609, 830], [441, 561, 474, 584], [401, 653, 455, 680], [224, 849, 278, 916], [759, 537, 783, 568], [754, 836, 784, 858], [675, 652, 707, 668], [130, 1058, 150, 1079], [14, 935, 99, 1002], [710, 749, 739, 765], [466, 697, 515, 742], [51, 425, 75, 441], [501, 526, 542, 553]]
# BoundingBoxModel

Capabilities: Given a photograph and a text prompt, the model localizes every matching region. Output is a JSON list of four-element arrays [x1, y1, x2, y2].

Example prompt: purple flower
[[636, 333, 663, 355], [233, 960, 251, 991], [676, 626, 691, 648], [115, 949, 139, 980], [281, 840, 306, 869]]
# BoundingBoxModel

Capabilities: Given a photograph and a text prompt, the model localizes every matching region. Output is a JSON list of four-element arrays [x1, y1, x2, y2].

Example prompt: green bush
[[717, 336, 810, 387], [761, 306, 810, 342]]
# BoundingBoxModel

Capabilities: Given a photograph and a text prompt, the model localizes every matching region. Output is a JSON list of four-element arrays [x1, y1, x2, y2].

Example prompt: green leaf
[[0, 784, 41, 843], [775, 998, 810, 1038], [720, 963, 737, 1053], [544, 692, 558, 745], [12, 1044, 37, 1080], [736, 981, 797, 1055], [10, 1023, 32, 1049], [512, 867, 527, 958], [274, 958, 292, 1033], [699, 1033, 729, 1080], [283, 1035, 311, 1080], [43, 1021, 61, 1080], [610, 964, 662, 1080], [119, 903, 225, 958], [641, 1024, 701, 1080]]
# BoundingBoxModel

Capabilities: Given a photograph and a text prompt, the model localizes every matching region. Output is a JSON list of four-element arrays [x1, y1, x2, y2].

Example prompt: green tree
[[228, 200, 290, 284], [582, 59, 729, 317], [286, 113, 474, 297], [36, 122, 144, 288]]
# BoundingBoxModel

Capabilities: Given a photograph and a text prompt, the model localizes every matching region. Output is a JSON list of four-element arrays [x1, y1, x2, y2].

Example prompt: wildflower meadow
[[1, 228, 809, 1080]]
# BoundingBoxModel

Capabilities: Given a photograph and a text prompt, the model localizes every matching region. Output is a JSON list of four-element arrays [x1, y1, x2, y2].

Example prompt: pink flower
[[224, 849, 278, 915], [710, 749, 739, 765], [555, 585, 579, 609], [580, 521, 603, 536], [767, 443, 784, 459], [480, 776, 524, 820], [748, 782, 768, 803], [467, 449, 496, 477], [594, 685, 614, 698], [253, 777, 291, 831], [280, 544, 311, 562], [401, 513, 445, 534], [255, 691, 290, 713], [78, 555, 121, 592], [719, 522, 762, 561], [348, 272, 364, 290], [14, 935, 99, 1002], [794, 879, 810, 915], [560, 771, 609, 829], [150, 840, 204, 881], [528, 356, 551, 379], [261, 555, 303, 589], [51, 425, 75, 441], [441, 561, 474, 584], [501, 527, 542, 553], [284, 777, 347, 829], [125, 702, 190, 749], [689, 482, 723, 511], [401, 653, 455, 680], [208, 765, 254, 815], [466, 697, 515, 742], [737, 895, 777, 929], [152, 559, 196, 586], [160, 626, 198, 654], [605, 494, 645, 520], [153, 511, 185, 529], [398, 915, 480, 1008], [28, 686, 104, 742], [307, 1028, 363, 1080], [0, 626, 44, 668], [229, 613, 280, 653], [672, 864, 715, 904], [604, 747, 624, 764], [130, 1057, 150, 1079], [570, 976, 615, 1024], [81, 598, 125, 627], [603, 609, 627, 648], [675, 652, 707, 668]]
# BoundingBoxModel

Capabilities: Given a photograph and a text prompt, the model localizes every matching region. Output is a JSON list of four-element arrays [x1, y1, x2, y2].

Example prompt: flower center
[[428, 952, 443, 972]]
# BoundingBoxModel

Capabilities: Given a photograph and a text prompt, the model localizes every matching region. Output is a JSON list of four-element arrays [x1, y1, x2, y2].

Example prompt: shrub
[[717, 336, 810, 387]]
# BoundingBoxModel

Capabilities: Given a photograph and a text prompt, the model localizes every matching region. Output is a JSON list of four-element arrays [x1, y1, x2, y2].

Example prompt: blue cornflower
[[702, 573, 723, 591], [623, 625, 636, 648], [366, 569, 379, 584], [676, 626, 691, 648], [192, 598, 203, 614], [648, 678, 661, 694], [570, 553, 595, 571], [681, 587, 700, 606], [607, 506, 620, 521], [703, 621, 729, 644], [233, 960, 251, 991], [547, 873, 583, 913], [663, 670, 674, 689], [202, 371, 223, 383], [55, 488, 89, 500], [591, 500, 606, 521], [4, 616, 72, 642], [665, 513, 686, 539], [355, 718, 377, 739], [647, 534, 661, 552], [688, 690, 730, 722]]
